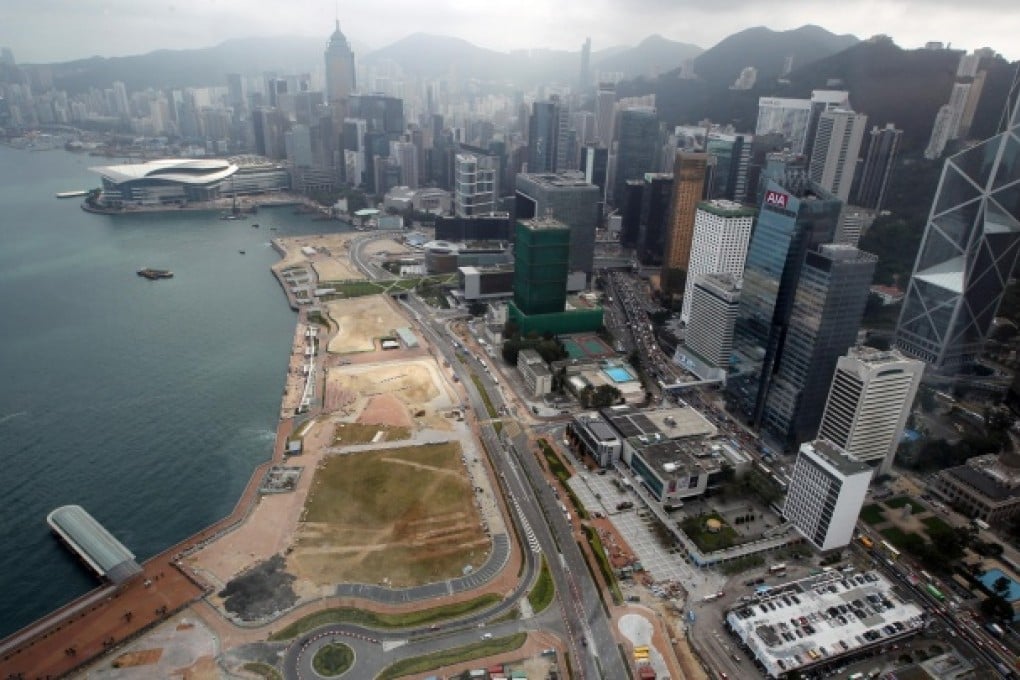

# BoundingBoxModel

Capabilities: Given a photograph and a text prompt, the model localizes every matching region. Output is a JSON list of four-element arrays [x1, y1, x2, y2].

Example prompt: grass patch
[[528, 557, 555, 613], [885, 496, 926, 514], [313, 642, 354, 676], [921, 515, 953, 535], [860, 504, 888, 525], [375, 633, 527, 680], [471, 374, 498, 418], [537, 439, 588, 520], [296, 441, 488, 586], [269, 593, 501, 640], [584, 525, 623, 605], [323, 280, 389, 298], [332, 422, 411, 445], [242, 662, 282, 680], [680, 513, 738, 553], [880, 526, 926, 554]]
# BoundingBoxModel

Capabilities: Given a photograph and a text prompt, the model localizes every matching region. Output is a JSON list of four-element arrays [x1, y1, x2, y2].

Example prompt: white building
[[517, 348, 553, 397], [677, 273, 741, 381], [454, 153, 498, 217], [817, 347, 923, 475], [681, 199, 755, 322], [783, 439, 871, 551], [808, 109, 868, 202]]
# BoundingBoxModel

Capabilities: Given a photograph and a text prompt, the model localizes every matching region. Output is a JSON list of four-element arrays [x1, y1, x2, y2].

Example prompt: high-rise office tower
[[581, 145, 609, 200], [726, 180, 842, 429], [755, 97, 812, 154], [579, 38, 592, 92], [818, 347, 923, 475], [455, 153, 498, 217], [744, 133, 787, 204], [783, 439, 872, 551], [809, 109, 868, 202], [612, 106, 658, 204], [681, 199, 755, 322], [512, 217, 571, 315], [663, 152, 709, 288], [555, 105, 574, 173], [619, 179, 645, 249], [854, 124, 902, 212], [763, 244, 877, 449], [637, 173, 674, 266], [803, 91, 851, 164], [391, 140, 419, 189], [895, 84, 1020, 374], [515, 172, 600, 280], [528, 98, 561, 174], [683, 273, 742, 369], [595, 83, 616, 148], [325, 20, 357, 105]]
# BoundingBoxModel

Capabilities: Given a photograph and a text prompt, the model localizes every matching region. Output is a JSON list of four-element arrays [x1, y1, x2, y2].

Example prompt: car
[[481, 632, 493, 640]]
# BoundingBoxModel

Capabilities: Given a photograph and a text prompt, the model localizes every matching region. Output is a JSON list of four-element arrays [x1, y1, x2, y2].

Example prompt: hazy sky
[[5, 0, 1019, 63]]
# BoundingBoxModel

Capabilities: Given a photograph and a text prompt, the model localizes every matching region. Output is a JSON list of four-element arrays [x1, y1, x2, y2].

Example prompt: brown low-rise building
[[929, 452, 1020, 524]]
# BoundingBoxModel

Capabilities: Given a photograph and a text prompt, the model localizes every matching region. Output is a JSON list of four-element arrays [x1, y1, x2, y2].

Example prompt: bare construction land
[[288, 441, 489, 587], [323, 357, 458, 430], [324, 294, 408, 354], [272, 233, 365, 281]]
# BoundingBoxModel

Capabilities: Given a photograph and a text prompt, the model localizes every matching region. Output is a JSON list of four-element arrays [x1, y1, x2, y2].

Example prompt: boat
[[55, 190, 88, 199], [220, 214, 240, 221], [137, 268, 174, 280], [239, 250, 246, 255], [269, 227, 278, 231], [252, 223, 260, 228]]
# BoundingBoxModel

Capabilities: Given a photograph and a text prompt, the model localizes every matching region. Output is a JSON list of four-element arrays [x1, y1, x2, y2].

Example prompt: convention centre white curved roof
[[90, 158, 238, 185]]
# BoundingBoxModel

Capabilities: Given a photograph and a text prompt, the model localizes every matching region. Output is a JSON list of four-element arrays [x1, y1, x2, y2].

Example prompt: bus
[[925, 584, 946, 601], [769, 563, 788, 574], [973, 518, 990, 531], [880, 540, 901, 559], [859, 536, 874, 550]]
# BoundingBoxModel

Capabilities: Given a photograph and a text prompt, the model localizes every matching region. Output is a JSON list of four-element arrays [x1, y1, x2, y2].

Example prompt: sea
[[0, 146, 350, 638]]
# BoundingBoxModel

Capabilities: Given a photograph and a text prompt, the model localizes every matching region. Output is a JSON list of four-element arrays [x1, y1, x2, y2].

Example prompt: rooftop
[[47, 505, 142, 584], [698, 199, 757, 219], [642, 405, 717, 440], [726, 569, 925, 678], [803, 439, 872, 476], [517, 171, 598, 189]]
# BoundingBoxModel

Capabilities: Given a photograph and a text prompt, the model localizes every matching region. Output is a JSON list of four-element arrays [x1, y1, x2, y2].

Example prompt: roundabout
[[311, 641, 354, 676]]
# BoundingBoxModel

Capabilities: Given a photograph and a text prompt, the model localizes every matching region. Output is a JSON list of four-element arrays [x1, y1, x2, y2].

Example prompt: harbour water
[[0, 147, 349, 638]]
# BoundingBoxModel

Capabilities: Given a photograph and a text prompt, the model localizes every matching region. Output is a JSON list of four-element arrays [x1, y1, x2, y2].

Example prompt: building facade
[[681, 199, 755, 322], [681, 273, 742, 372], [515, 172, 600, 277], [511, 217, 570, 316], [854, 123, 902, 212], [612, 106, 658, 205], [663, 152, 710, 289], [726, 180, 842, 429], [817, 346, 923, 474], [783, 439, 872, 551], [895, 86, 1020, 374], [517, 348, 554, 397], [808, 109, 868, 202], [763, 244, 877, 450], [455, 152, 498, 217], [324, 20, 357, 105]]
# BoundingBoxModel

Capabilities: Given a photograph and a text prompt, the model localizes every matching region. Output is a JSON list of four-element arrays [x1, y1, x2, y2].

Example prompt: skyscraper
[[512, 217, 571, 316], [726, 180, 842, 429], [324, 20, 357, 105], [762, 244, 877, 449], [579, 38, 592, 92], [612, 106, 658, 205], [515, 172, 600, 280], [854, 123, 902, 212], [528, 98, 560, 174], [682, 273, 742, 372], [637, 173, 674, 266], [681, 199, 755, 322], [808, 109, 868, 202], [783, 440, 872, 551], [755, 97, 812, 154], [663, 152, 709, 289], [595, 83, 616, 148], [455, 153, 498, 217], [895, 84, 1020, 374], [818, 347, 923, 475]]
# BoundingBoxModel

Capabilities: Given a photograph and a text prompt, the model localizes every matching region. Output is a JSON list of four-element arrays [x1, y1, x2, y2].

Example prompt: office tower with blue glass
[[726, 180, 842, 430], [895, 85, 1020, 374]]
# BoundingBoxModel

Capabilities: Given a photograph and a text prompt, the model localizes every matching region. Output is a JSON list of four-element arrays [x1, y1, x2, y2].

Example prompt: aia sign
[[764, 190, 789, 209]]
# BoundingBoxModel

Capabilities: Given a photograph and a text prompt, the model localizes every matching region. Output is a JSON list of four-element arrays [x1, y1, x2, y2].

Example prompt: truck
[[769, 563, 787, 574]]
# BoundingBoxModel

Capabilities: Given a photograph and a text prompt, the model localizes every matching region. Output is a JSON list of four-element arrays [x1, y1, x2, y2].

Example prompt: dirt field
[[323, 357, 457, 430], [288, 442, 489, 587], [361, 237, 411, 258], [332, 421, 412, 445], [269, 232, 365, 285], [324, 295, 408, 354]]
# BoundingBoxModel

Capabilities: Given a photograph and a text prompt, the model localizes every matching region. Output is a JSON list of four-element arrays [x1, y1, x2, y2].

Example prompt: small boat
[[137, 268, 174, 280], [269, 227, 278, 231], [56, 190, 88, 199], [220, 214, 240, 221], [252, 223, 260, 228], [239, 250, 246, 255]]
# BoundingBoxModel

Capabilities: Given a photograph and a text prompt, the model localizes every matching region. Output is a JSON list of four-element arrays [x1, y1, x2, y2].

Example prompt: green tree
[[980, 594, 1015, 621], [993, 576, 1012, 596]]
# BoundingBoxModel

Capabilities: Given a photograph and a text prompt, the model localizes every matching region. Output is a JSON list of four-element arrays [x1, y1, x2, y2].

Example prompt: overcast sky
[[5, 0, 1019, 63]]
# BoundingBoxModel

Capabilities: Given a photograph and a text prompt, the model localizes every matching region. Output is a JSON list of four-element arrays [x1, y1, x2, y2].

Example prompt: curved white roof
[[90, 158, 238, 185]]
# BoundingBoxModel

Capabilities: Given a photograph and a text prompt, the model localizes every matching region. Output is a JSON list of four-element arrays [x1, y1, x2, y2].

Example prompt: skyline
[[5, 0, 1020, 65]]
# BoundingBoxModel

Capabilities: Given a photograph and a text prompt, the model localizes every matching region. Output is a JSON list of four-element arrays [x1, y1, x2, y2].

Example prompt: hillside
[[593, 35, 702, 79]]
